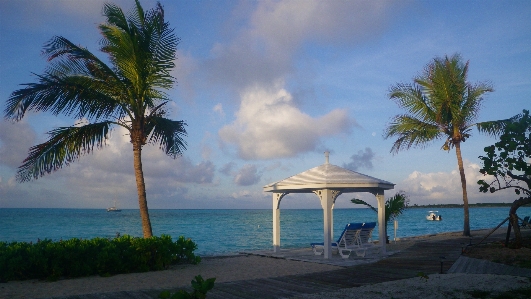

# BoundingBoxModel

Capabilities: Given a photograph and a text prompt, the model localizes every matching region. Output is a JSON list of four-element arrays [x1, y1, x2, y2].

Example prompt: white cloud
[[172, 49, 199, 103], [231, 190, 252, 199], [0, 176, 16, 190], [202, 0, 404, 90], [0, 120, 36, 169], [343, 147, 375, 171], [205, 2, 404, 161], [213, 103, 225, 117], [209, 2, 402, 160], [201, 144, 213, 160], [86, 126, 216, 185], [230, 189, 269, 200], [219, 84, 353, 159], [251, 0, 398, 52], [220, 162, 236, 176], [397, 160, 516, 204], [234, 164, 261, 186]]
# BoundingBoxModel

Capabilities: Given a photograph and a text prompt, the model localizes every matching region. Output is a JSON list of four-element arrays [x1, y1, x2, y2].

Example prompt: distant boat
[[107, 201, 122, 212], [426, 211, 442, 221]]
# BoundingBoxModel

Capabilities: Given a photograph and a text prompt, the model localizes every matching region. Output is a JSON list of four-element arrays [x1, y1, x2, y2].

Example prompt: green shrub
[[159, 275, 216, 299], [0, 235, 200, 282]]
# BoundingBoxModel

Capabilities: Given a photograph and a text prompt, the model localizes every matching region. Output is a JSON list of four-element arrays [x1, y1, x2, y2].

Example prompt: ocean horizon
[[2, 207, 529, 256]]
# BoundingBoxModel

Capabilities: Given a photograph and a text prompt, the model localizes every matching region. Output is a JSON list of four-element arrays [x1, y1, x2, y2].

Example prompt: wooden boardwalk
[[44, 231, 511, 299], [204, 237, 467, 299]]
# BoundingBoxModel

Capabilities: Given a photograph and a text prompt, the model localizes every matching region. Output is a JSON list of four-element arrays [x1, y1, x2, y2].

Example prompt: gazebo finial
[[324, 151, 330, 164]]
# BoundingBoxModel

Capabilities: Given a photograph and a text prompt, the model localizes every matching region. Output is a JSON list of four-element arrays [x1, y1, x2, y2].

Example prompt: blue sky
[[0, 0, 530, 209]]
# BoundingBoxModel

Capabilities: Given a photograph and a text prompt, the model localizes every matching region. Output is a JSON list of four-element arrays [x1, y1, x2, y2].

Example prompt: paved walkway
[[40, 229, 529, 299]]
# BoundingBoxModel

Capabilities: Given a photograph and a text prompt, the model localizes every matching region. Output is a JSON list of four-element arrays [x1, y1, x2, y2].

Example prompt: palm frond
[[460, 82, 493, 125], [99, 0, 177, 103], [351, 192, 409, 224], [350, 198, 377, 213], [102, 3, 129, 34], [475, 113, 522, 137], [385, 192, 409, 222], [389, 84, 437, 122], [428, 55, 468, 126], [5, 72, 123, 122], [43, 36, 123, 87], [385, 115, 442, 153], [5, 36, 126, 122], [145, 116, 187, 158], [17, 122, 113, 182]]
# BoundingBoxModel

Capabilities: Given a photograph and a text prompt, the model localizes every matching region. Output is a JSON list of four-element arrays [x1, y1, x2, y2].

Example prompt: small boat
[[107, 200, 122, 212], [426, 211, 442, 221]]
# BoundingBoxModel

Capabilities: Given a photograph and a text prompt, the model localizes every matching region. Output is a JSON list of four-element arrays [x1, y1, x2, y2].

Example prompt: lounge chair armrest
[[339, 248, 352, 259], [354, 248, 366, 257], [311, 244, 324, 255]]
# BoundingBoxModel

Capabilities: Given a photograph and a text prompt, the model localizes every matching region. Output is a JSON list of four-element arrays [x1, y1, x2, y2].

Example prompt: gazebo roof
[[263, 161, 394, 194]]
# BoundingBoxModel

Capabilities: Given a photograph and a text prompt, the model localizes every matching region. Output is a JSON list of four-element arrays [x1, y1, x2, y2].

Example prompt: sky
[[0, 0, 530, 210]]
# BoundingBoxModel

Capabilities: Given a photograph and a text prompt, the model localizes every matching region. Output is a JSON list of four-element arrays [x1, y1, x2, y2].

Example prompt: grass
[[464, 230, 531, 269], [458, 231, 531, 298], [490, 287, 531, 299]]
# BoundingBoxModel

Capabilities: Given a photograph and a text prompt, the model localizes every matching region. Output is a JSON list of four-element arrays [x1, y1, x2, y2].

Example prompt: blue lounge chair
[[311, 222, 375, 258], [356, 222, 380, 256]]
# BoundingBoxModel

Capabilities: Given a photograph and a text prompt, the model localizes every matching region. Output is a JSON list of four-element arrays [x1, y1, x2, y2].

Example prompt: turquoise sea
[[1, 207, 530, 256]]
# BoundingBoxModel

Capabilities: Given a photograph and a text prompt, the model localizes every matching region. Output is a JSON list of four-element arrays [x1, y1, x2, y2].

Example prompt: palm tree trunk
[[455, 142, 471, 236], [133, 140, 153, 238]]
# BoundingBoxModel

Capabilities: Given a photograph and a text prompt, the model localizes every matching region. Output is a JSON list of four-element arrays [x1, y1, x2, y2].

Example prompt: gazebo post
[[272, 193, 285, 253], [331, 203, 335, 241], [320, 189, 334, 259], [375, 190, 387, 255], [314, 189, 340, 259]]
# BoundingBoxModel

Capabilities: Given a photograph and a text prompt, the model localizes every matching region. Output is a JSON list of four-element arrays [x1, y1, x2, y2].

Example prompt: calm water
[[1, 207, 529, 256]]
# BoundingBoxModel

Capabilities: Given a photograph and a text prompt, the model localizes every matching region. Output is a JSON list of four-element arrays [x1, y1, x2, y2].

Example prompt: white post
[[375, 190, 387, 255], [394, 220, 398, 242], [331, 203, 335, 242], [318, 189, 334, 259], [272, 193, 285, 252]]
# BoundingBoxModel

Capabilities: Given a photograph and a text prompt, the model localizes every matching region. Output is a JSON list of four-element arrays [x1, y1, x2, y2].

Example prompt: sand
[[0, 255, 341, 299]]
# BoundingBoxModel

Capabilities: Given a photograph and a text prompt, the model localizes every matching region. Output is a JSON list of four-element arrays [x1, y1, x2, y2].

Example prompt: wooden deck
[[202, 238, 466, 299]]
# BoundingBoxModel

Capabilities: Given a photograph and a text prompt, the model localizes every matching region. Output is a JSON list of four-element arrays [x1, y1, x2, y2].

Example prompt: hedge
[[0, 235, 200, 282]]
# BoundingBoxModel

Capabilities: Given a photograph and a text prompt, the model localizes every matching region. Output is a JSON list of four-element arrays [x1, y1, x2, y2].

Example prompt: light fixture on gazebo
[[263, 152, 394, 259]]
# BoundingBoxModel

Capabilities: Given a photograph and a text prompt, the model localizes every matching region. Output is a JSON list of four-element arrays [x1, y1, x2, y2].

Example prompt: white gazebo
[[263, 152, 395, 259]]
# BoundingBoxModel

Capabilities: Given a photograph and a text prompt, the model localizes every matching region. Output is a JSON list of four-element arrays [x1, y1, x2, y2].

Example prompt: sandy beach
[[0, 255, 341, 299], [1, 230, 530, 299]]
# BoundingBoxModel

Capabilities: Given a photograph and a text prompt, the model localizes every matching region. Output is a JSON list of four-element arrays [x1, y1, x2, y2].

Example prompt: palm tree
[[4, 0, 186, 238], [351, 191, 409, 241], [384, 54, 509, 236]]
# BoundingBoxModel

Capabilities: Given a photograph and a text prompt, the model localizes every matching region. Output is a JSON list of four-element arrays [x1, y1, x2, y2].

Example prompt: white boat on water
[[107, 201, 122, 212], [426, 211, 442, 221]]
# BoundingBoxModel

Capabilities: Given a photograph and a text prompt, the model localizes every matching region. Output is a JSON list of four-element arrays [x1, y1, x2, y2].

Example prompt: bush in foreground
[[0, 235, 200, 282], [159, 275, 216, 299]]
